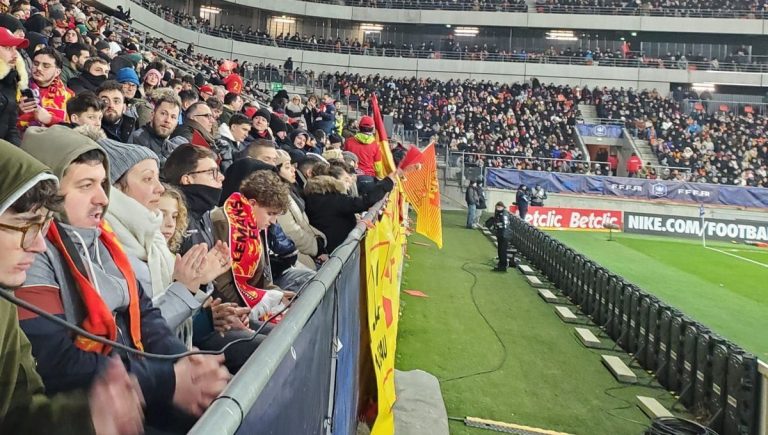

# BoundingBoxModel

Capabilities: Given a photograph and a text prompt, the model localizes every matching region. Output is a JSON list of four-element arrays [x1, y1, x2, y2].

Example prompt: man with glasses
[[170, 101, 218, 155], [163, 144, 225, 255], [17, 126, 230, 430], [17, 47, 74, 133], [97, 80, 137, 143], [0, 138, 145, 434]]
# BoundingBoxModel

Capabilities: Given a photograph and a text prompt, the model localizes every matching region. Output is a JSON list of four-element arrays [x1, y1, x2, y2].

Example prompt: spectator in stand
[[0, 27, 27, 145], [163, 144, 225, 254], [60, 42, 89, 84], [314, 94, 336, 135], [18, 47, 73, 132], [65, 91, 104, 128], [67, 57, 109, 93], [140, 68, 162, 99], [0, 139, 144, 435], [274, 149, 328, 270], [607, 152, 618, 176], [220, 91, 242, 125], [170, 101, 217, 150], [247, 107, 272, 142], [344, 115, 384, 184], [129, 93, 181, 165], [17, 125, 230, 429], [304, 163, 396, 253], [218, 113, 251, 169], [627, 152, 642, 177], [98, 80, 137, 143], [212, 170, 294, 323]]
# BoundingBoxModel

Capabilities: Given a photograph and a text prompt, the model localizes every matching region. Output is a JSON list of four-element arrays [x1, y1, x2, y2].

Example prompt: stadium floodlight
[[545, 30, 578, 41], [199, 6, 220, 15], [272, 15, 296, 24], [692, 83, 716, 92], [360, 23, 383, 32], [454, 27, 479, 37]]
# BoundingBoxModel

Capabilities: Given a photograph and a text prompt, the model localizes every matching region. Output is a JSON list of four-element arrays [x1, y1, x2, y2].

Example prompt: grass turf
[[396, 211, 682, 435], [547, 231, 768, 359]]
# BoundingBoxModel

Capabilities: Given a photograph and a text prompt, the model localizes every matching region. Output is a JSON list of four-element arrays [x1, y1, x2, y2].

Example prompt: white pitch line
[[706, 247, 768, 269]]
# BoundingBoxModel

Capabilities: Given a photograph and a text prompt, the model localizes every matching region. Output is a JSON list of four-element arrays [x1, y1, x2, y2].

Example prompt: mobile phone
[[21, 89, 35, 101]]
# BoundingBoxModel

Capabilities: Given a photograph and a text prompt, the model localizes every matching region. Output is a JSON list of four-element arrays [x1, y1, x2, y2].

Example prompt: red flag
[[398, 145, 424, 170]]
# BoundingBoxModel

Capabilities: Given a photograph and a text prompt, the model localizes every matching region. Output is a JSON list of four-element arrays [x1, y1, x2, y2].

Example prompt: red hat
[[359, 116, 374, 129], [0, 27, 28, 49], [244, 106, 258, 119], [199, 84, 214, 95]]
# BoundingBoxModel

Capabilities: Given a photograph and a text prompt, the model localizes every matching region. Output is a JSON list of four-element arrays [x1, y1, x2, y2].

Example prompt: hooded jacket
[[276, 187, 326, 270], [0, 139, 95, 434], [0, 56, 27, 145], [16, 126, 186, 415], [304, 175, 393, 253]]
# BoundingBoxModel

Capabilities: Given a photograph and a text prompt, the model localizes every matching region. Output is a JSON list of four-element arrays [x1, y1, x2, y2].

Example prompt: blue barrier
[[486, 168, 768, 209]]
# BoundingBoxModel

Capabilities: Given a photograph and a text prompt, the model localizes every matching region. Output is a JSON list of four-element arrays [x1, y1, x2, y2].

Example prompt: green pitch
[[548, 230, 768, 360], [397, 211, 685, 435]]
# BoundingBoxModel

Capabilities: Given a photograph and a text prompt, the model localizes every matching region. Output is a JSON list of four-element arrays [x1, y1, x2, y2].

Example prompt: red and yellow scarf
[[223, 192, 267, 308], [47, 221, 144, 355]]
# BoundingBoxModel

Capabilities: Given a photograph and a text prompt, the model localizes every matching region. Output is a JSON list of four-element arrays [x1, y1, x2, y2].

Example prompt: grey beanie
[[97, 138, 159, 184], [342, 151, 359, 164]]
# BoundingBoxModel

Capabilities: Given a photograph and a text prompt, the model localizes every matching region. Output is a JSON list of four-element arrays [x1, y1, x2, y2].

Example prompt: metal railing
[[127, 0, 768, 74], [533, 3, 768, 18], [189, 196, 385, 435]]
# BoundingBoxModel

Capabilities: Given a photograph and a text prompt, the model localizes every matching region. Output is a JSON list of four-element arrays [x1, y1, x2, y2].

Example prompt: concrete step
[[637, 396, 673, 419], [518, 264, 535, 275], [538, 289, 558, 303], [575, 327, 601, 348], [555, 306, 579, 323], [601, 355, 637, 384], [525, 275, 546, 288]]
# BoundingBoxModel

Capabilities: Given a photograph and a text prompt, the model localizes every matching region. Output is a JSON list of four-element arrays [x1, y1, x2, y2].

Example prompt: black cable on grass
[[439, 262, 509, 383]]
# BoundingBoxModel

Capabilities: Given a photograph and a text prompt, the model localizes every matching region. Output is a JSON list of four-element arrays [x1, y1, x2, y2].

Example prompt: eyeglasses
[[0, 214, 54, 249], [186, 167, 220, 179], [193, 113, 215, 120]]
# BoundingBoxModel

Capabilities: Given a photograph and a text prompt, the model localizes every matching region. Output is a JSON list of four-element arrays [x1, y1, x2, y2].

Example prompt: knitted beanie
[[97, 138, 159, 184]]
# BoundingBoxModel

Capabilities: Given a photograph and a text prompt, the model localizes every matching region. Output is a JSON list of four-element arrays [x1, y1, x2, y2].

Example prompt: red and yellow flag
[[370, 94, 396, 175], [402, 143, 443, 249]]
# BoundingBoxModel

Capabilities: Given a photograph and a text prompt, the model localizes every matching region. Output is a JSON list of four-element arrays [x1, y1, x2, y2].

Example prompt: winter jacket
[[0, 57, 27, 145], [169, 120, 216, 151], [0, 139, 94, 434], [516, 190, 530, 209], [304, 175, 394, 253], [344, 133, 383, 177], [267, 224, 299, 278], [178, 184, 220, 254], [314, 102, 336, 134], [216, 123, 245, 173], [465, 185, 479, 206], [18, 126, 186, 415], [128, 125, 176, 166], [60, 63, 79, 86], [18, 223, 186, 411], [210, 207, 281, 305], [0, 295, 95, 434], [276, 189, 327, 270], [66, 71, 106, 94], [102, 114, 138, 144]]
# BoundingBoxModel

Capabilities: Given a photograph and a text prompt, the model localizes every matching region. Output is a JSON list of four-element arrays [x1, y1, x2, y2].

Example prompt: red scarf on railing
[[47, 221, 144, 355], [223, 192, 267, 308]]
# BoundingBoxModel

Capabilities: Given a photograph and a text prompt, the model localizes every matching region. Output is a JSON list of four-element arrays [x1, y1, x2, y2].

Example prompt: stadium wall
[[218, 0, 768, 35], [103, 0, 768, 90], [483, 188, 768, 222]]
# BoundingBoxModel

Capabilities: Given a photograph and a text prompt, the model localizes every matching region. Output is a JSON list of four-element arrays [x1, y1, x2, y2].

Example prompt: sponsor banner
[[577, 123, 623, 138], [485, 169, 768, 208], [510, 206, 623, 231], [603, 177, 648, 198], [624, 212, 768, 243]]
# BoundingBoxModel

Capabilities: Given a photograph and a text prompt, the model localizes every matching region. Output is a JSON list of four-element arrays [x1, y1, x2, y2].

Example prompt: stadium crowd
[[0, 1, 404, 433], [594, 87, 767, 187], [132, 0, 768, 73], [0, 0, 766, 430]]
